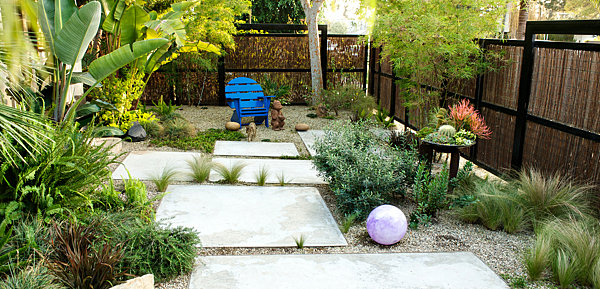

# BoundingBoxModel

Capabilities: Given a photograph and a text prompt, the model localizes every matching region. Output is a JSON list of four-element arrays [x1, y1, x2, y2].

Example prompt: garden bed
[[106, 105, 558, 289]]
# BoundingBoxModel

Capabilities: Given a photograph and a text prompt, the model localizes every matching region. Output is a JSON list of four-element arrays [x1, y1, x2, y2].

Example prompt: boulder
[[109, 274, 153, 289], [295, 123, 310, 131], [226, 121, 241, 131], [126, 121, 146, 142]]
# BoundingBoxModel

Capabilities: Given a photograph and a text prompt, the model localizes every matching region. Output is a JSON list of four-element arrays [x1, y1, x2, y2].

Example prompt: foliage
[[277, 172, 289, 186], [370, 0, 505, 123], [312, 121, 419, 218], [101, 109, 157, 132], [123, 176, 164, 221], [255, 165, 269, 186], [448, 99, 491, 139], [93, 212, 200, 282], [48, 220, 125, 289], [150, 166, 178, 192], [37, 0, 167, 121], [409, 163, 449, 228], [261, 76, 291, 105], [320, 85, 370, 117], [421, 99, 490, 144], [0, 227, 29, 275], [162, 119, 197, 139], [512, 168, 594, 225], [525, 231, 552, 281], [150, 128, 244, 152], [5, 217, 53, 263], [250, 0, 304, 24], [0, 105, 51, 167], [151, 97, 181, 122], [187, 156, 213, 183], [374, 106, 394, 128], [0, 121, 119, 218], [214, 162, 247, 184], [0, 264, 65, 289], [340, 212, 358, 234], [140, 121, 164, 138]]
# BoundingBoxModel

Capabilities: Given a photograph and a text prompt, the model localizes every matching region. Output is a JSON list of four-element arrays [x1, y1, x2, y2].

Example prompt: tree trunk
[[515, 0, 528, 40], [301, 0, 324, 105]]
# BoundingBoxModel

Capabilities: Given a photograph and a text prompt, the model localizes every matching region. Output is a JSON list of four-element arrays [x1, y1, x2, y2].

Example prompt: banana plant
[[100, 0, 220, 80], [38, 0, 168, 122]]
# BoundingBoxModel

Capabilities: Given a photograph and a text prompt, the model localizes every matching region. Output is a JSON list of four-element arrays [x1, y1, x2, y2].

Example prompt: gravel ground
[[109, 105, 547, 289]]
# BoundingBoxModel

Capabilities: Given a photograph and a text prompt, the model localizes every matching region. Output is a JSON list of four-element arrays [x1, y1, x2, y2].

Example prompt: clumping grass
[[162, 118, 196, 139], [513, 168, 594, 224], [151, 166, 178, 192], [525, 231, 552, 281], [277, 172, 289, 186], [340, 212, 358, 234], [0, 264, 64, 289], [293, 235, 306, 249], [255, 165, 269, 186], [150, 128, 245, 152], [214, 162, 246, 184], [592, 259, 600, 289], [552, 248, 578, 288], [187, 156, 213, 183]]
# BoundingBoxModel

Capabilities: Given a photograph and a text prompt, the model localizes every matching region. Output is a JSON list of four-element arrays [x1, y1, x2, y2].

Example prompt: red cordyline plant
[[449, 99, 492, 139]]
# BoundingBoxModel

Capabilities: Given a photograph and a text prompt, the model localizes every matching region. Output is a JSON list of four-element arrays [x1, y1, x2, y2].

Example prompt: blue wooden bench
[[225, 77, 273, 127]]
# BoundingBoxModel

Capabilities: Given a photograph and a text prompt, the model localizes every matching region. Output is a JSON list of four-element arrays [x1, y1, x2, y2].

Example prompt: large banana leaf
[[53, 0, 77, 34], [145, 18, 186, 47], [144, 42, 176, 74], [101, 0, 126, 34], [120, 4, 149, 46], [88, 38, 168, 81], [54, 1, 101, 66]]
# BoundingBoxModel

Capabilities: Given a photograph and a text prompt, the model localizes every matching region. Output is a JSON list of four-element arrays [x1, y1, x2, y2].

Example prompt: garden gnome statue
[[271, 100, 285, 131]]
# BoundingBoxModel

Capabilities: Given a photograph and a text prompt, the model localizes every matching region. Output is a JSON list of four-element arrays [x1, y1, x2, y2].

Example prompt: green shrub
[[140, 121, 164, 138], [0, 121, 119, 220], [151, 96, 181, 121], [313, 121, 419, 218], [0, 264, 65, 289], [409, 163, 449, 228], [150, 129, 244, 152], [123, 177, 163, 221]]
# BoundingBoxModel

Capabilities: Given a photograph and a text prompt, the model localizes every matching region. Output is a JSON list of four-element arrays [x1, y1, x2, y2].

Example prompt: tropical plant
[[214, 162, 247, 184], [37, 0, 168, 121], [150, 166, 178, 192], [187, 156, 213, 183], [151, 96, 181, 121]]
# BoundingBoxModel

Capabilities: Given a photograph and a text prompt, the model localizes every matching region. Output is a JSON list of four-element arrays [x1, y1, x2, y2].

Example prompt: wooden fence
[[142, 24, 368, 105], [370, 20, 600, 184]]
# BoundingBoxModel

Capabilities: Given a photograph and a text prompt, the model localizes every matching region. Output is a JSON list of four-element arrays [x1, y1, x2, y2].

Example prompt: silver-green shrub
[[312, 121, 419, 219]]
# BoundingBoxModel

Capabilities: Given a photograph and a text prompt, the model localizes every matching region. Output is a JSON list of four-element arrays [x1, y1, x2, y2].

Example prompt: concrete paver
[[155, 185, 346, 247], [189, 252, 508, 289], [213, 141, 299, 157]]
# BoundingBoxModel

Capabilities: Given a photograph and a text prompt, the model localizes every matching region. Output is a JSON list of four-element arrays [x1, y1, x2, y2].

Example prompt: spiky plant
[[214, 162, 246, 184], [277, 172, 289, 186], [525, 231, 552, 281], [187, 156, 213, 183], [150, 166, 178, 192], [255, 165, 269, 186], [551, 248, 578, 288], [293, 234, 306, 249], [340, 213, 358, 234], [513, 168, 594, 224]]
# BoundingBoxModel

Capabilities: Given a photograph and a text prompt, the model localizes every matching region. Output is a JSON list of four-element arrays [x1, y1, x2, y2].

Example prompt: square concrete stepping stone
[[112, 151, 199, 181], [297, 130, 324, 156], [155, 185, 347, 247], [213, 141, 299, 157], [210, 158, 326, 184], [189, 252, 508, 289]]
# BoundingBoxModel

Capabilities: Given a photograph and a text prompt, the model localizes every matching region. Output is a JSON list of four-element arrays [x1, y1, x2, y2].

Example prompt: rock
[[91, 137, 122, 154], [109, 274, 154, 289], [226, 121, 241, 131], [295, 123, 310, 131], [126, 121, 146, 142]]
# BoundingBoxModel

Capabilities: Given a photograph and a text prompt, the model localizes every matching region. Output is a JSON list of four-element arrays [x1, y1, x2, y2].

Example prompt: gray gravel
[[107, 105, 542, 289]]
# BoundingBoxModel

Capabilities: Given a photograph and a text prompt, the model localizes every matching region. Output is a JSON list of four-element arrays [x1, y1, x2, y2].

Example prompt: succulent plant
[[438, 125, 457, 138]]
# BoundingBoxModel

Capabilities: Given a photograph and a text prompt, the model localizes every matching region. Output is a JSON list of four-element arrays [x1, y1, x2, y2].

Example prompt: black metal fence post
[[217, 56, 226, 106], [471, 39, 487, 159], [363, 41, 369, 91], [368, 44, 376, 96], [511, 24, 536, 170], [389, 68, 396, 117], [320, 25, 328, 90]]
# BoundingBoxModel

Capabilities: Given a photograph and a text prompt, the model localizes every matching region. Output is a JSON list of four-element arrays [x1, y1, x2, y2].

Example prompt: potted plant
[[417, 99, 491, 147]]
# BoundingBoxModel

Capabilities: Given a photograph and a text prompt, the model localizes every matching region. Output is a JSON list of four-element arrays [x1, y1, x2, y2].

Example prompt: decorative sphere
[[366, 205, 408, 245], [225, 122, 240, 131]]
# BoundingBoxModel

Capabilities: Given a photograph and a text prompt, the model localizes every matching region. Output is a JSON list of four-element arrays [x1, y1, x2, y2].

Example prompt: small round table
[[419, 140, 474, 180]]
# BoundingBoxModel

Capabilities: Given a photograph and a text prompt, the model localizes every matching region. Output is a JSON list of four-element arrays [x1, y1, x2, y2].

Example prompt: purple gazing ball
[[366, 204, 408, 245]]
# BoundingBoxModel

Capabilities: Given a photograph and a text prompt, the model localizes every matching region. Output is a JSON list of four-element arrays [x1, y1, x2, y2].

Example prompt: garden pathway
[[189, 252, 508, 289]]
